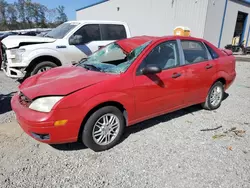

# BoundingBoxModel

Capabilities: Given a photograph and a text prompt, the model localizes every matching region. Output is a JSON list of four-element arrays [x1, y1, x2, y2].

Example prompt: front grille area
[[1, 44, 7, 70], [19, 92, 32, 107], [31, 132, 50, 140], [0, 43, 2, 68]]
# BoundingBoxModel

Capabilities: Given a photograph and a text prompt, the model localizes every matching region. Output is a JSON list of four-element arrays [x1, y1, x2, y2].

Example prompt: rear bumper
[[11, 94, 82, 144], [225, 71, 236, 90]]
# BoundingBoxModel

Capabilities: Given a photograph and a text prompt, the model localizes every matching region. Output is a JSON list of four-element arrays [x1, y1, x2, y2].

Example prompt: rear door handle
[[172, 73, 182, 79], [205, 64, 213, 69]]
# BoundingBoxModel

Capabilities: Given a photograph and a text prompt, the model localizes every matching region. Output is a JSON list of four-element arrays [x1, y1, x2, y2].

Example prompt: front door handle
[[205, 64, 213, 69], [172, 72, 182, 79]]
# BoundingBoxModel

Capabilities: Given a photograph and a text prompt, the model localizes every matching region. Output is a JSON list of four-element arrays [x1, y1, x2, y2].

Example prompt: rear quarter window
[[100, 24, 127, 40], [204, 43, 219, 59]]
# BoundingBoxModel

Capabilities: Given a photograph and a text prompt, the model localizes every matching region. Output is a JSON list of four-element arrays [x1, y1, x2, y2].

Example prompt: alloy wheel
[[210, 86, 223, 107], [92, 113, 120, 146], [37, 66, 52, 73]]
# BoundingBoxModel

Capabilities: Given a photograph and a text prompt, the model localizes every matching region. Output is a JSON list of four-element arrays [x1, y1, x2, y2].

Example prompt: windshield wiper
[[79, 57, 88, 63], [45, 35, 54, 38], [83, 64, 101, 71]]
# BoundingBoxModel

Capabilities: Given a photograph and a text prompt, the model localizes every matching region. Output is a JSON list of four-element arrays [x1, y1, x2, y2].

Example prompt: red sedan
[[11, 36, 236, 152]]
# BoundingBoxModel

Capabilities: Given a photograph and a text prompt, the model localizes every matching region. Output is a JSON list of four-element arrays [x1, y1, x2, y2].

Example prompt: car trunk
[[220, 48, 233, 56]]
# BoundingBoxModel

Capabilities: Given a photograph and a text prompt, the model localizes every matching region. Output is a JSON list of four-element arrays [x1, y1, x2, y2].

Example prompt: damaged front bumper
[[2, 62, 26, 78], [1, 47, 27, 79]]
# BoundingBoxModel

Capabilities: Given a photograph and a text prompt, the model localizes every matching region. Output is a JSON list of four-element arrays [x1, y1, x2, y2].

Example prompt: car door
[[67, 24, 102, 64], [180, 40, 217, 105], [133, 40, 187, 119]]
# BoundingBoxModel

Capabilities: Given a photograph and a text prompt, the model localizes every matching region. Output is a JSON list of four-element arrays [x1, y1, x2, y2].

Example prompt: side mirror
[[141, 65, 162, 75], [69, 35, 83, 45]]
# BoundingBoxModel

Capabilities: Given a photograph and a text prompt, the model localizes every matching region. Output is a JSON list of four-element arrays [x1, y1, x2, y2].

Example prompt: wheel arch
[[25, 55, 62, 75], [77, 101, 128, 141], [206, 77, 226, 96], [214, 77, 226, 86]]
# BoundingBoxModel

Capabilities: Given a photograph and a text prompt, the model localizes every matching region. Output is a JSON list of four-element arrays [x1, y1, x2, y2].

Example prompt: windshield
[[77, 41, 151, 74], [45, 22, 79, 39]]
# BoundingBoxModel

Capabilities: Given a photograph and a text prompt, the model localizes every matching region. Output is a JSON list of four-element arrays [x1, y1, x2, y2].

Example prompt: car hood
[[19, 66, 117, 100], [1, 35, 56, 49]]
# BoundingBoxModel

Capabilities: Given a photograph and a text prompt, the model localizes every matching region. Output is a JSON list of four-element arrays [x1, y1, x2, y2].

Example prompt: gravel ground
[[0, 62, 250, 188], [0, 71, 18, 124]]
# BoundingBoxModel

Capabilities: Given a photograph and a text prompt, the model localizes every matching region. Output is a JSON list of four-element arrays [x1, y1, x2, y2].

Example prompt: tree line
[[0, 0, 68, 31]]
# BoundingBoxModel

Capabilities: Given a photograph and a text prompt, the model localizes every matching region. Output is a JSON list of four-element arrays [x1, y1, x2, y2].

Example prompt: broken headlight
[[9, 48, 26, 60]]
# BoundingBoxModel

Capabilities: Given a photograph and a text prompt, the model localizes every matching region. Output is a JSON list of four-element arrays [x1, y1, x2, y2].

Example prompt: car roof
[[116, 35, 206, 53], [66, 20, 128, 25], [116, 36, 160, 53]]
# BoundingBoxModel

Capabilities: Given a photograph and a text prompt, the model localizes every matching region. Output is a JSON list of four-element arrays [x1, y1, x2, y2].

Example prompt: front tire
[[202, 81, 224, 110], [30, 61, 57, 76], [82, 106, 125, 152]]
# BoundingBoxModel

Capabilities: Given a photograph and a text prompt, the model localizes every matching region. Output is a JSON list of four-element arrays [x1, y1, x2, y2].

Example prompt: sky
[[6, 0, 250, 20], [7, 0, 103, 20]]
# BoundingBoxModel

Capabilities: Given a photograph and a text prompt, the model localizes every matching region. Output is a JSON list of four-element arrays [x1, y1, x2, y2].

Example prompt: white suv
[[1, 20, 131, 79]]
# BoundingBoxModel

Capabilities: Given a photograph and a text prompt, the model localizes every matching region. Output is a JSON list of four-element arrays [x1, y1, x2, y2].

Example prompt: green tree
[[7, 4, 18, 29], [16, 0, 26, 24], [56, 5, 67, 24], [0, 0, 67, 31], [25, 0, 34, 28], [0, 0, 8, 30], [37, 4, 47, 28]]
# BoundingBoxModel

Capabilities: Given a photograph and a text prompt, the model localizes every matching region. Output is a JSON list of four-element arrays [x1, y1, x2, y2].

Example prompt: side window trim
[[202, 41, 212, 60], [204, 42, 219, 59], [136, 40, 181, 76], [176, 39, 186, 66], [98, 24, 102, 41], [99, 24, 104, 41]]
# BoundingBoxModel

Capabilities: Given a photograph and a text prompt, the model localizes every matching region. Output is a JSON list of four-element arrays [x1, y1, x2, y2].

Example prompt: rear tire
[[30, 61, 57, 76], [82, 106, 125, 152], [202, 81, 224, 110]]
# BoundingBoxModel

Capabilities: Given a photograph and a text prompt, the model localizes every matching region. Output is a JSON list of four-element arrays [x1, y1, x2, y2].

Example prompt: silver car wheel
[[92, 113, 120, 146], [210, 86, 223, 107], [37, 66, 52, 73]]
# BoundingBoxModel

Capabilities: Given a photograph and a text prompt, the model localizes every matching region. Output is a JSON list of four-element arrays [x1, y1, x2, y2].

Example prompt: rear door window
[[181, 40, 210, 64], [100, 24, 127, 40]]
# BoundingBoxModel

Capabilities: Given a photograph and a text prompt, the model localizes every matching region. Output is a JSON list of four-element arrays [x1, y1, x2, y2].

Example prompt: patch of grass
[[212, 134, 226, 139]]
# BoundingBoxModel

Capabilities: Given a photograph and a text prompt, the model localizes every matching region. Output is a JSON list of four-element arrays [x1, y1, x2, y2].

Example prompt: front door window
[[70, 24, 101, 45], [137, 40, 180, 75]]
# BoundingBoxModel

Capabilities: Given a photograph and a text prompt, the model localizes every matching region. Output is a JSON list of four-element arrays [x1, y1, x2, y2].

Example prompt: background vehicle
[[36, 30, 52, 37], [11, 36, 236, 152], [0, 32, 19, 40], [19, 31, 41, 36], [1, 20, 131, 80], [0, 32, 20, 69], [225, 40, 247, 54]]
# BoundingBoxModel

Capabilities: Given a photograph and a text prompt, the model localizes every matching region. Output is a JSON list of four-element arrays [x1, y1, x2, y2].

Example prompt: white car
[[1, 20, 131, 79]]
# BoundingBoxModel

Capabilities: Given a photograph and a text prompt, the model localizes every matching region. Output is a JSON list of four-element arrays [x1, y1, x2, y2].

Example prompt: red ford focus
[[11, 36, 236, 152]]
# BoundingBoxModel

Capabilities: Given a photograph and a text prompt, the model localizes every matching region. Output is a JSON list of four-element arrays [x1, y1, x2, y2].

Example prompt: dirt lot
[[0, 62, 250, 188]]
